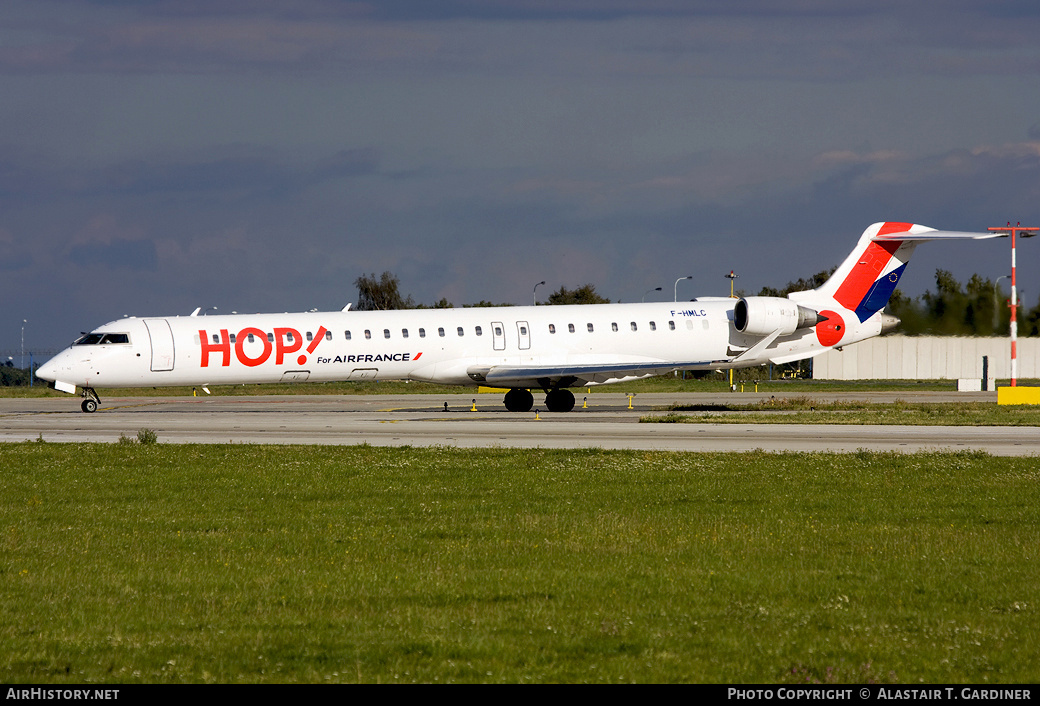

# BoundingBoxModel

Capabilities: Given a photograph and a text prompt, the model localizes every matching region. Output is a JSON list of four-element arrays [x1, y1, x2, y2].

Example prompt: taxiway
[[1, 391, 1036, 455]]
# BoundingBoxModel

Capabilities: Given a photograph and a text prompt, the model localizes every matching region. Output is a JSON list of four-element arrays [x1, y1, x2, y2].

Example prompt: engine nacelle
[[733, 297, 821, 336]]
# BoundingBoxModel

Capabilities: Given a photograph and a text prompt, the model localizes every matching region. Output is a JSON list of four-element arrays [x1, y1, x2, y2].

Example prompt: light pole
[[674, 276, 693, 302], [643, 287, 662, 302], [725, 271, 738, 298], [21, 320, 26, 370], [533, 281, 546, 306], [723, 272, 739, 389], [988, 223, 1037, 387]]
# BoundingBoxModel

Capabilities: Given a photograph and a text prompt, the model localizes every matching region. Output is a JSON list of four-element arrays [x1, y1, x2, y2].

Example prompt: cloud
[[5, 0, 1040, 350], [2, 1, 1040, 80]]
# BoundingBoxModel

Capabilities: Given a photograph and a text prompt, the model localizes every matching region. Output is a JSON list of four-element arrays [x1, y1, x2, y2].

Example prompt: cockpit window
[[74, 333, 130, 345]]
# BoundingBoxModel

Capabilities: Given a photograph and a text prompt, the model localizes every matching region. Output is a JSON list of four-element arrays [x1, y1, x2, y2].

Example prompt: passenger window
[[568, 324, 575, 333], [419, 328, 426, 338], [438, 327, 445, 337], [345, 330, 351, 340], [475, 326, 482, 336], [306, 332, 313, 341], [267, 332, 274, 342], [549, 324, 556, 334], [213, 333, 221, 344], [325, 331, 332, 341], [402, 329, 409, 338], [611, 323, 618, 332], [669, 321, 676, 330], [230, 334, 237, 344], [587, 323, 594, 333], [630, 322, 637, 331], [384, 329, 391, 339], [247, 334, 255, 343], [495, 326, 503, 336], [650, 321, 657, 331], [457, 327, 464, 337], [365, 330, 372, 339]]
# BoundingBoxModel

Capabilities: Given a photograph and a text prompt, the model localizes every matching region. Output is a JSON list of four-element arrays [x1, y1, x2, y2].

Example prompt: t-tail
[[731, 222, 1004, 366], [789, 222, 1005, 347]]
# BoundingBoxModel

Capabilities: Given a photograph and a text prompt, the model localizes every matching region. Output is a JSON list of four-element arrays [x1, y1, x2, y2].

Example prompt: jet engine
[[733, 297, 822, 336]]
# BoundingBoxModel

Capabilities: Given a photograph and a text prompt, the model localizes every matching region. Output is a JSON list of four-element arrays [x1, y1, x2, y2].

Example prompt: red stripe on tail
[[833, 240, 902, 312], [877, 221, 913, 236]]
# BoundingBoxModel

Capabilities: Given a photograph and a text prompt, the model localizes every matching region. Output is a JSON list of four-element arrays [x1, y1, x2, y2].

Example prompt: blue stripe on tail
[[853, 263, 906, 322]]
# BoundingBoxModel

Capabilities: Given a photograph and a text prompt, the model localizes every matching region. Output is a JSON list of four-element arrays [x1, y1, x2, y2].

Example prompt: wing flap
[[476, 360, 713, 388]]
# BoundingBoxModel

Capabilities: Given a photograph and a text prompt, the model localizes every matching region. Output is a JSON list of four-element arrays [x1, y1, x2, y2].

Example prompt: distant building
[[812, 336, 1038, 381]]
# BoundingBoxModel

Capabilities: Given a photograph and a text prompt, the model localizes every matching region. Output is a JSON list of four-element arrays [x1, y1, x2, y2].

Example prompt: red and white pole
[[989, 223, 1038, 387], [1012, 228, 1019, 386]]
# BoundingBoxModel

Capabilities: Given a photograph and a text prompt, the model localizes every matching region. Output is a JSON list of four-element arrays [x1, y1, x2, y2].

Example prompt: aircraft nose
[[36, 357, 58, 382]]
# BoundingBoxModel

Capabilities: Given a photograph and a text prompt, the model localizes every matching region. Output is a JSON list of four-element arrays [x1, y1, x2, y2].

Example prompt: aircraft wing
[[471, 360, 714, 388]]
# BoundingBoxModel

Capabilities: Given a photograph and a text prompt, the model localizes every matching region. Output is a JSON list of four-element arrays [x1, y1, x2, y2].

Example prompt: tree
[[546, 284, 611, 305], [1024, 294, 1040, 337], [464, 300, 514, 308], [415, 297, 455, 309], [756, 268, 835, 298], [354, 271, 415, 311], [919, 269, 968, 334], [879, 270, 1015, 336]]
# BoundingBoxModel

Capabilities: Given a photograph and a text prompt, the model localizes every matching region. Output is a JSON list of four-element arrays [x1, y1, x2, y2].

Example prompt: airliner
[[37, 222, 1003, 413]]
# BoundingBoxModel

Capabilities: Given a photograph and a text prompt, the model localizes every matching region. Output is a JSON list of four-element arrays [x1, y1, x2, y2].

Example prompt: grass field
[[2, 443, 1038, 683]]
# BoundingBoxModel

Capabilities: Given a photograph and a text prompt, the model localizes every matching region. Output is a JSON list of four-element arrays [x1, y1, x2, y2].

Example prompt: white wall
[[812, 336, 1038, 380]]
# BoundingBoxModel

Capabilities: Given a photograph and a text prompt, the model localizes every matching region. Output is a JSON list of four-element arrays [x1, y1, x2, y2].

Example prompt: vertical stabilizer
[[789, 222, 1002, 323]]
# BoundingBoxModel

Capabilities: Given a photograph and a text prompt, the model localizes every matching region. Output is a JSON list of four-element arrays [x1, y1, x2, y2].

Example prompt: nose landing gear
[[80, 388, 101, 413]]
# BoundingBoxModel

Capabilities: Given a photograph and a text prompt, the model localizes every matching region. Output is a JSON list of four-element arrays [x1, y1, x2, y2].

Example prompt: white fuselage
[[38, 300, 859, 392]]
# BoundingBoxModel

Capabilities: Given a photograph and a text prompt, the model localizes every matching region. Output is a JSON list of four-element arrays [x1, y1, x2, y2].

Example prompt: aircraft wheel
[[504, 388, 534, 412], [544, 389, 575, 413], [81, 398, 98, 414]]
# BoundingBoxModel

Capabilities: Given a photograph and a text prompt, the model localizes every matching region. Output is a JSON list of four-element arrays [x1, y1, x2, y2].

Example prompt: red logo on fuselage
[[815, 311, 845, 347], [199, 326, 327, 368]]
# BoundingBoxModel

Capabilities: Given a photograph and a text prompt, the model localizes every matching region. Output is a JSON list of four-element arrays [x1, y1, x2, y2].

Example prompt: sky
[[4, 0, 1040, 355]]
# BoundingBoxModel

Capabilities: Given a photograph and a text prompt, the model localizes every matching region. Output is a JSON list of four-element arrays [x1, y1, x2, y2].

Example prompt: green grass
[[2, 444, 1038, 683], [644, 399, 1040, 425]]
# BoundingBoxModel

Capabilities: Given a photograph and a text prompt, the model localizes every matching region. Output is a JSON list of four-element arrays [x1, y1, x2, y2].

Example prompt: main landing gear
[[543, 388, 575, 413], [503, 388, 534, 412], [502, 387, 576, 413], [80, 388, 101, 413]]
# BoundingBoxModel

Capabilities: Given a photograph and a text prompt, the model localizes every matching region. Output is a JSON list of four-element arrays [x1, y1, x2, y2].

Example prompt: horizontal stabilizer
[[872, 229, 1004, 242]]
